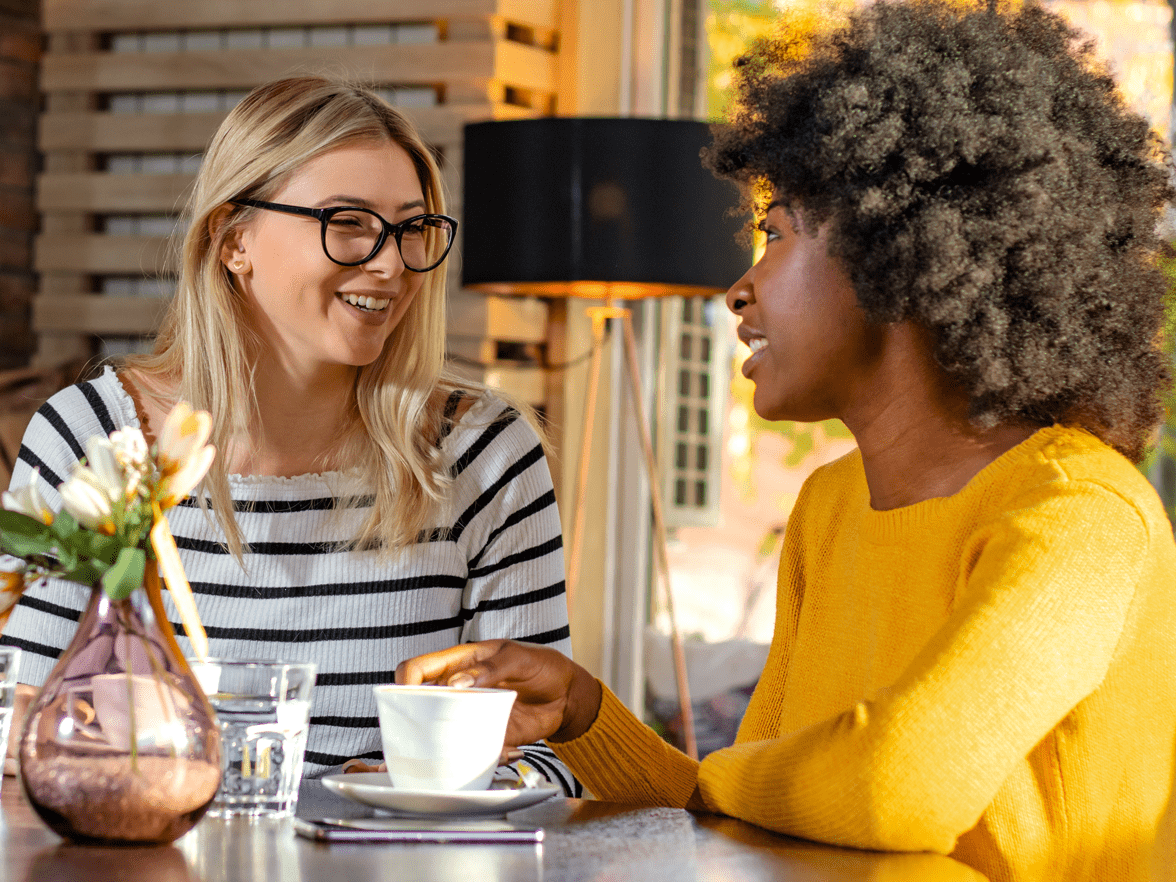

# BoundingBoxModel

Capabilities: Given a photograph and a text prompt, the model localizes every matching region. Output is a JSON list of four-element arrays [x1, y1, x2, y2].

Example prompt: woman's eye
[[400, 221, 427, 237], [328, 214, 365, 229], [756, 221, 780, 243]]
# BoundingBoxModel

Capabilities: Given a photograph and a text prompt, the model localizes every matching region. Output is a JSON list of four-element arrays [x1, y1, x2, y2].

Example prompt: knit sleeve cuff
[[549, 682, 700, 808]]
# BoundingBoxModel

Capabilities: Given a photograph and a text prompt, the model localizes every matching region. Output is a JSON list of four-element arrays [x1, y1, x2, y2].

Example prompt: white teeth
[[748, 337, 768, 353], [342, 292, 390, 311]]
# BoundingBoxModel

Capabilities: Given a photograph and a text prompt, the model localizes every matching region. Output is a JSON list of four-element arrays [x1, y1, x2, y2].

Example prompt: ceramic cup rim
[[373, 683, 514, 697]]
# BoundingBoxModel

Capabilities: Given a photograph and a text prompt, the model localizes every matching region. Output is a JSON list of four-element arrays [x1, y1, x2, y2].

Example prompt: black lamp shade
[[461, 117, 750, 298]]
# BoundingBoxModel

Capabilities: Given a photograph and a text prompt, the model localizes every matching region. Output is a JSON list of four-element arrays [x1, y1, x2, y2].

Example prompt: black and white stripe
[[2, 368, 578, 791]]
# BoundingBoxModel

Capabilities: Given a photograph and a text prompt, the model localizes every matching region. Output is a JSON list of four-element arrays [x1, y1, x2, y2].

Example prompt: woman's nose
[[362, 237, 407, 278], [726, 264, 754, 314]]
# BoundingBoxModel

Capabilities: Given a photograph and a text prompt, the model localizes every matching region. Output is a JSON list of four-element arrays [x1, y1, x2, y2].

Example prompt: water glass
[[189, 658, 316, 818], [0, 647, 20, 772]]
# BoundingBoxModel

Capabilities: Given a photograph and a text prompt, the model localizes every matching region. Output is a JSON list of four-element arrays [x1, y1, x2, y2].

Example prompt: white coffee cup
[[372, 684, 516, 792]]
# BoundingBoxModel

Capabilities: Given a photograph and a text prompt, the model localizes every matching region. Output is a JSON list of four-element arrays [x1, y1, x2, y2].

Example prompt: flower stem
[[118, 605, 140, 775]]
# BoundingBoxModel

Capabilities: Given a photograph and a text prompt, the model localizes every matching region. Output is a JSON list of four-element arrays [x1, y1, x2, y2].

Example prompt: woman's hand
[[395, 640, 603, 746]]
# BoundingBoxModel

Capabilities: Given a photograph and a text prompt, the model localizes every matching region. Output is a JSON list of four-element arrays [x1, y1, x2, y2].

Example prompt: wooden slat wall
[[33, 0, 560, 415], [0, 3, 41, 370], [41, 1, 559, 31]]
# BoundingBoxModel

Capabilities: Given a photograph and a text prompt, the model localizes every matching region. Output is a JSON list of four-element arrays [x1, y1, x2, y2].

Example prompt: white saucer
[[321, 773, 561, 817]]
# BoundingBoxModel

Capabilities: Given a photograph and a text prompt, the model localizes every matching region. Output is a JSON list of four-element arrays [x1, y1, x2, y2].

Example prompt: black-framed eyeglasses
[[231, 198, 458, 272]]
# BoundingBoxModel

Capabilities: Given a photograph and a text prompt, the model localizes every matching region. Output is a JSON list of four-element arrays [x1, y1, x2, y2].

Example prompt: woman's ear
[[210, 204, 250, 275]]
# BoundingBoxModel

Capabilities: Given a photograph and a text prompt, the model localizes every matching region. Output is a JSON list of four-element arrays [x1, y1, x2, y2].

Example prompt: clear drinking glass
[[0, 646, 20, 775], [189, 658, 317, 819]]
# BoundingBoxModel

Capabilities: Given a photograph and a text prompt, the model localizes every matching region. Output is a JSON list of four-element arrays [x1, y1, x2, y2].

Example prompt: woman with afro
[[397, 2, 1176, 878]]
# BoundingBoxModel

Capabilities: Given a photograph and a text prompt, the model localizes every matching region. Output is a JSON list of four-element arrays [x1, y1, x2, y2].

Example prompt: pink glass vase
[[17, 569, 222, 844]]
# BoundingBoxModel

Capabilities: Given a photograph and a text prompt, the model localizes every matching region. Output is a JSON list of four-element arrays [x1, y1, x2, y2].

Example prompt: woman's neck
[[843, 324, 1036, 511], [230, 360, 358, 477]]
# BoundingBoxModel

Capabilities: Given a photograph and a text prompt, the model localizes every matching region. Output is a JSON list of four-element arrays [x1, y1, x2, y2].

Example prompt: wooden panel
[[44, 0, 557, 32], [33, 293, 168, 334], [38, 172, 192, 212], [33, 32, 101, 369], [493, 40, 558, 93], [35, 234, 169, 273], [39, 110, 224, 151], [447, 335, 496, 365], [450, 291, 551, 341], [500, 0, 558, 29], [487, 296, 550, 342], [38, 105, 508, 152], [42, 44, 519, 93], [483, 364, 546, 406]]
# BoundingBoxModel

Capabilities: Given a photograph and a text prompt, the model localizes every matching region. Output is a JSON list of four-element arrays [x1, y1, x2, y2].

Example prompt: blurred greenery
[[707, 0, 1176, 530], [705, 0, 857, 121], [705, 1, 780, 120], [707, 0, 857, 493], [1136, 251, 1176, 527]]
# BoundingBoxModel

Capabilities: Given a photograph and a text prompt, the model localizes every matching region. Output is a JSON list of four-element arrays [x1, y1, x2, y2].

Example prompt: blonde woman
[[2, 77, 578, 792]]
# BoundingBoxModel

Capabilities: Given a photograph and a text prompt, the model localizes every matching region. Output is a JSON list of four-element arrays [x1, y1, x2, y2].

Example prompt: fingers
[[498, 747, 525, 766], [341, 759, 385, 774], [395, 640, 506, 686]]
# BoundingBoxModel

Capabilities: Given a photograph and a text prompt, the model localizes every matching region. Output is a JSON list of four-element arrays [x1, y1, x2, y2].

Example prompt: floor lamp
[[461, 117, 749, 760]]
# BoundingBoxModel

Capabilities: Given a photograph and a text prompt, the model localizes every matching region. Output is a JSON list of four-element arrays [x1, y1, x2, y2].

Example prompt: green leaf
[[101, 546, 145, 601], [0, 509, 48, 532], [49, 510, 79, 541], [0, 510, 57, 558], [66, 560, 108, 587], [55, 543, 78, 570], [67, 530, 124, 566]]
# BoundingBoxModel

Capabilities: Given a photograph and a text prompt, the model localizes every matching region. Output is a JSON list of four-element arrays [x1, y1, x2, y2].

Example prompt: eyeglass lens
[[324, 210, 454, 271]]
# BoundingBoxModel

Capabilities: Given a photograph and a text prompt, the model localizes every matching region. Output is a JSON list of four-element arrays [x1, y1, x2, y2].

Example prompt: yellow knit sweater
[[553, 426, 1176, 881]]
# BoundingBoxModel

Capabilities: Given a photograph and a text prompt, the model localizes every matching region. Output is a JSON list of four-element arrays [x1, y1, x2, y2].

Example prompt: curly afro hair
[[704, 0, 1173, 461]]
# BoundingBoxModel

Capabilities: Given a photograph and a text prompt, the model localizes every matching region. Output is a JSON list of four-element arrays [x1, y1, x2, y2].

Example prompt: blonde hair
[[127, 75, 479, 559]]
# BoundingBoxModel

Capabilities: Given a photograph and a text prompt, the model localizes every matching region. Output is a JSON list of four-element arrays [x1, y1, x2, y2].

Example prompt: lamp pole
[[566, 302, 698, 760]]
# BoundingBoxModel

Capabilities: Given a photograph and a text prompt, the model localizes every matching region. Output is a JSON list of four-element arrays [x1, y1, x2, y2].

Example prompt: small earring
[[232, 260, 244, 270]]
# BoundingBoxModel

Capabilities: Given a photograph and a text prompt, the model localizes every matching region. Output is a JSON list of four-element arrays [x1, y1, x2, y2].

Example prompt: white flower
[[106, 428, 149, 498], [59, 466, 116, 534], [156, 402, 215, 509], [157, 403, 211, 470], [1, 469, 53, 525], [84, 436, 128, 503], [0, 568, 25, 630], [0, 569, 23, 610], [110, 428, 149, 472]]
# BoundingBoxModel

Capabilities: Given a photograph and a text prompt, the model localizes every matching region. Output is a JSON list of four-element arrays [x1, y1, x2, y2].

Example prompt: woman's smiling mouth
[[339, 291, 390, 312], [741, 333, 769, 377]]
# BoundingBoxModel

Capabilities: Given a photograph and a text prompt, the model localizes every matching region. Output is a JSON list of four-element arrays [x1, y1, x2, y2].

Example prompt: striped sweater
[[2, 367, 580, 792]]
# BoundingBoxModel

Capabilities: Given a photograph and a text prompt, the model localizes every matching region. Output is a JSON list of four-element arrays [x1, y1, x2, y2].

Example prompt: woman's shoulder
[[438, 388, 545, 468], [27, 366, 139, 446], [12, 366, 139, 492], [1007, 425, 1166, 526]]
